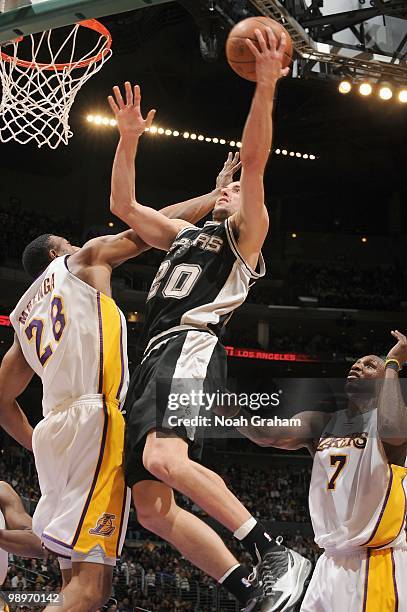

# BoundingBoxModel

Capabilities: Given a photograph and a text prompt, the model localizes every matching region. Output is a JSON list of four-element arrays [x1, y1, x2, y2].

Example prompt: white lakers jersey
[[10, 256, 129, 415], [309, 407, 407, 553]]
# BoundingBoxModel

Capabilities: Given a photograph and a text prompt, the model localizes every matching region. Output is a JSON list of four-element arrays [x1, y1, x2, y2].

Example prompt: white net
[[0, 20, 112, 148]]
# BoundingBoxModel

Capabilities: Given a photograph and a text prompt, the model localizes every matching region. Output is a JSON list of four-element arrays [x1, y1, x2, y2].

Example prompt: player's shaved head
[[22, 234, 78, 279]]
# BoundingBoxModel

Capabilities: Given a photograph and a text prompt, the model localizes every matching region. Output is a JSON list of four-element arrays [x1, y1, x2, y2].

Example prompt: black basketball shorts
[[124, 329, 227, 488]]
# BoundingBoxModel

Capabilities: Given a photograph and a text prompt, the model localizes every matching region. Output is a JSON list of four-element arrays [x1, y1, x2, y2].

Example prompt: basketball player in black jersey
[[109, 28, 311, 611]]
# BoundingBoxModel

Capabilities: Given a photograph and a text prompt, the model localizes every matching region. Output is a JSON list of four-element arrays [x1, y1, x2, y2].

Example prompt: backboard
[[0, 0, 172, 44]]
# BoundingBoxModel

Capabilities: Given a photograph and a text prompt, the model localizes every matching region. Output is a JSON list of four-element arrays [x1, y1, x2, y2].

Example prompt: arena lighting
[[361, 237, 367, 243], [85, 116, 317, 158], [338, 80, 352, 94], [108, 222, 114, 227], [378, 83, 393, 101], [399, 90, 407, 103], [291, 233, 297, 238], [358, 82, 372, 96]]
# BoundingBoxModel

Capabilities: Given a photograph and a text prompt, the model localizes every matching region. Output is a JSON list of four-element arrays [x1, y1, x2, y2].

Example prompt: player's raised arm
[[0, 336, 34, 450], [232, 28, 289, 265], [377, 330, 407, 449], [109, 83, 241, 234]]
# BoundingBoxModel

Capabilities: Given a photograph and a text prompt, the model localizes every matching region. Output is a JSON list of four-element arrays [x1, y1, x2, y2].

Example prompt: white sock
[[233, 516, 257, 540]]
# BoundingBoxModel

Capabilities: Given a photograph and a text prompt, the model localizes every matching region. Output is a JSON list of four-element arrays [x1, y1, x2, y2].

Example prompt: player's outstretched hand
[[386, 330, 407, 370], [108, 82, 156, 138], [216, 152, 242, 189], [245, 27, 290, 88]]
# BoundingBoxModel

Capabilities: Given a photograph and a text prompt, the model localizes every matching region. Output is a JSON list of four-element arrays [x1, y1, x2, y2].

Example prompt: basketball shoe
[[256, 540, 312, 611]]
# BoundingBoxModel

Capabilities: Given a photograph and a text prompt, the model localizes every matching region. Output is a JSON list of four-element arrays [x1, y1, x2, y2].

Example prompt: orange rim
[[0, 19, 112, 70]]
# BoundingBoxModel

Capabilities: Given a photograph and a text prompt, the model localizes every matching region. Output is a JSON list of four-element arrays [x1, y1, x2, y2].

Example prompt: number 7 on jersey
[[327, 454, 347, 490]]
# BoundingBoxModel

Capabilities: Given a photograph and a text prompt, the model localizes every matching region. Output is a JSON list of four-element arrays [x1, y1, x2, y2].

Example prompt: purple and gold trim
[[115, 482, 127, 558], [71, 400, 109, 547], [391, 549, 399, 611], [362, 549, 371, 612], [96, 292, 104, 394], [116, 311, 125, 404], [362, 465, 393, 547]]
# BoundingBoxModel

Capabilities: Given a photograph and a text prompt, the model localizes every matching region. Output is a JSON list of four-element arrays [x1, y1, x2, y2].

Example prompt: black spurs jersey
[[142, 219, 265, 345]]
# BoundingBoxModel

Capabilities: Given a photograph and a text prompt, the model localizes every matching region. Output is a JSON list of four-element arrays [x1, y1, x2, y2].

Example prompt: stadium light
[[359, 82, 372, 96], [398, 89, 407, 103], [85, 115, 317, 158], [338, 80, 352, 94], [378, 83, 393, 100]]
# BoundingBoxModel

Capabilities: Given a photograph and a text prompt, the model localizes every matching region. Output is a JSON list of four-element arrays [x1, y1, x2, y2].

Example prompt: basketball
[[226, 16, 293, 81]]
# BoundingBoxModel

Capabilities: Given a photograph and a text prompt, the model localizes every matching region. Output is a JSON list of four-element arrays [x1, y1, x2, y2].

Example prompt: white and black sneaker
[[240, 584, 264, 612], [258, 542, 312, 611]]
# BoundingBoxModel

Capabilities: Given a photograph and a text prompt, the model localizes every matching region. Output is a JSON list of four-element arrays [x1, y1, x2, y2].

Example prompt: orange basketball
[[226, 16, 293, 82]]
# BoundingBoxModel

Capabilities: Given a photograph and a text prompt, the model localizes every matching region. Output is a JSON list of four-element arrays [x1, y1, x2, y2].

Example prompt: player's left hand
[[216, 152, 242, 189], [108, 82, 156, 138], [386, 330, 407, 369]]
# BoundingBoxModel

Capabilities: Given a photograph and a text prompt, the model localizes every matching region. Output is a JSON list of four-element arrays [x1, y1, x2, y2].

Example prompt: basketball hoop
[[0, 19, 112, 148]]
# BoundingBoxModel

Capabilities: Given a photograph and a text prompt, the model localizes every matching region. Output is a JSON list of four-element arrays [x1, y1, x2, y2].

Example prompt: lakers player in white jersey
[[0, 155, 240, 610], [216, 330, 407, 612]]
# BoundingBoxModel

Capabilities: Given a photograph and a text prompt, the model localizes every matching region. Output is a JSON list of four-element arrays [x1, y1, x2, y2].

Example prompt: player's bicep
[[0, 336, 34, 401], [117, 205, 188, 251], [80, 230, 149, 268]]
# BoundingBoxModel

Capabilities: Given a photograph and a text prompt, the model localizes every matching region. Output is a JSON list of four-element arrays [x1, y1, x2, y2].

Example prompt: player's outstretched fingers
[[265, 27, 277, 53], [245, 38, 261, 57], [277, 31, 287, 55], [133, 84, 141, 109], [113, 85, 125, 109], [145, 109, 156, 129], [124, 81, 133, 106], [108, 95, 119, 115], [254, 28, 268, 53]]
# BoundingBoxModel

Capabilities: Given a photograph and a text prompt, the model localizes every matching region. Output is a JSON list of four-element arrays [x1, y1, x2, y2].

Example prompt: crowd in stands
[[0, 203, 80, 263], [287, 261, 405, 311]]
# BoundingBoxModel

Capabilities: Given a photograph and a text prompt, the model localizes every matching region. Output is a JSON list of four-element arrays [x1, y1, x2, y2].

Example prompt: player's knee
[[143, 448, 188, 483], [133, 481, 177, 531]]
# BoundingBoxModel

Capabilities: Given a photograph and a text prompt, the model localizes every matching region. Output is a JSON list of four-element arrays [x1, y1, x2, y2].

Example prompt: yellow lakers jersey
[[310, 407, 407, 553], [10, 256, 129, 415]]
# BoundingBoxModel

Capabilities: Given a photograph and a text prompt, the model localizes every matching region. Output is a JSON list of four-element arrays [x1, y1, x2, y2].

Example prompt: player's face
[[50, 235, 80, 257], [347, 355, 385, 380], [213, 181, 241, 221], [345, 354, 385, 398]]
